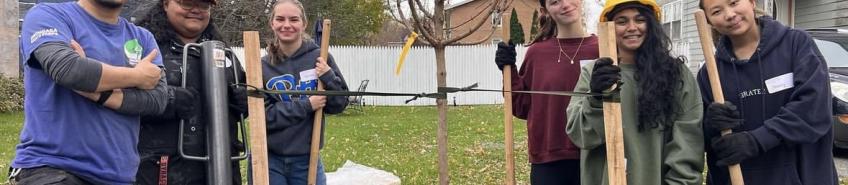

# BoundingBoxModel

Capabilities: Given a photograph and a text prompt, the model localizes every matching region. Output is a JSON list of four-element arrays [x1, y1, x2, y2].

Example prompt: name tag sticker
[[580, 60, 593, 67], [300, 69, 318, 82], [765, 73, 794, 94]]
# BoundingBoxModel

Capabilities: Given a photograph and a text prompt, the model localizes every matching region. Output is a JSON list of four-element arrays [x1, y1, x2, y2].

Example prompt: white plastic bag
[[326, 160, 401, 185]]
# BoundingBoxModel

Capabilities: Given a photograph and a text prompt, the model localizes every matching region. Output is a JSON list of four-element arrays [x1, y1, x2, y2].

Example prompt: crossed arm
[[31, 41, 168, 115]]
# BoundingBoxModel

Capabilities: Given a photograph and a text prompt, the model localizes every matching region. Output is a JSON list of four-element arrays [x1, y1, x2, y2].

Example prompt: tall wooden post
[[308, 19, 332, 185], [243, 31, 270, 185], [501, 9, 516, 184], [694, 10, 745, 185], [598, 22, 627, 185]]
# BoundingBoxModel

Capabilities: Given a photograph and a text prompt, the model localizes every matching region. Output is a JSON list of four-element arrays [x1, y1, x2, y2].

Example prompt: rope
[[234, 82, 620, 104]]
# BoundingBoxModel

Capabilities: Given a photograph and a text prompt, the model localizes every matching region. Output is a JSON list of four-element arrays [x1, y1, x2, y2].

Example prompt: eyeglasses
[[173, 0, 212, 11]]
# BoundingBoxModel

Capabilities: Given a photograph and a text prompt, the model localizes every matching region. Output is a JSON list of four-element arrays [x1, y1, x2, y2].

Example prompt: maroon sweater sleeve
[[511, 53, 532, 119]]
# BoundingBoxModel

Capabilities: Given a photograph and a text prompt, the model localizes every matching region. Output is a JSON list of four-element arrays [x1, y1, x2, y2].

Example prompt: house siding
[[683, 0, 703, 74], [795, 0, 848, 29], [447, 0, 540, 45]]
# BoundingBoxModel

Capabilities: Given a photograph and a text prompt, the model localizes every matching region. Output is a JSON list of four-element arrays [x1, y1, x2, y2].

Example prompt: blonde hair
[[267, 0, 310, 64]]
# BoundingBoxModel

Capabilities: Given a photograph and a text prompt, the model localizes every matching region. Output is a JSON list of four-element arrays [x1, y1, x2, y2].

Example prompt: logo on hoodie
[[124, 39, 143, 66], [266, 70, 318, 102]]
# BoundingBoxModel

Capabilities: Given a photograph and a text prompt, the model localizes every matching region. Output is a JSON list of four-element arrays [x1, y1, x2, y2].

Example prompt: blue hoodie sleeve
[[748, 31, 833, 152], [319, 54, 349, 114]]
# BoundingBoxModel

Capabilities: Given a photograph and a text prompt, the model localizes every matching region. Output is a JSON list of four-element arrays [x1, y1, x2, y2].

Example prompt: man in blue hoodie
[[698, 0, 837, 184]]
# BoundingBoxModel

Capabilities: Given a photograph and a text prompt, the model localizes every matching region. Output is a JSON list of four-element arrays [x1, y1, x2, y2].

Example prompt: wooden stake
[[694, 10, 745, 185], [244, 31, 270, 185], [598, 22, 627, 185], [308, 19, 332, 185], [501, 9, 516, 185]]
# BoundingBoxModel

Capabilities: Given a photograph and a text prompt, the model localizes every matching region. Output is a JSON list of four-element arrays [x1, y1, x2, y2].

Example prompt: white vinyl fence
[[231, 45, 529, 106]]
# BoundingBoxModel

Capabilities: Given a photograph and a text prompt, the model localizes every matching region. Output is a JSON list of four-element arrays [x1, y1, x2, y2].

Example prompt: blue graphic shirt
[[14, 2, 162, 184]]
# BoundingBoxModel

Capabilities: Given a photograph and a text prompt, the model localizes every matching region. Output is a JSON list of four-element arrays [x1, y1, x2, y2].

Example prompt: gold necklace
[[556, 36, 586, 64]]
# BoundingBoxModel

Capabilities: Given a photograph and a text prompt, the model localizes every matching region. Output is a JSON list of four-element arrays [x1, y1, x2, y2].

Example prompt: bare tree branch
[[444, 1, 495, 30], [388, 0, 413, 31], [408, 0, 438, 44], [414, 0, 434, 21], [383, 0, 433, 46], [444, 0, 506, 44]]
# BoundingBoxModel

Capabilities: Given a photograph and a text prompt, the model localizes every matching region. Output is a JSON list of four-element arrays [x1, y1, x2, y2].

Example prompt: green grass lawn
[[0, 112, 23, 178], [322, 105, 529, 184], [3, 106, 845, 184], [0, 105, 531, 184]]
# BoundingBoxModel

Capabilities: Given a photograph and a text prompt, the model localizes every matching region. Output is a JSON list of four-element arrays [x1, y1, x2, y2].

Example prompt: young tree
[[530, 10, 539, 40], [509, 8, 524, 44], [387, 0, 512, 184]]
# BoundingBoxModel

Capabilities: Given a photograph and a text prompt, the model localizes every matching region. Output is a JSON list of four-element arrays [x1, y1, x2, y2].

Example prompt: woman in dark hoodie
[[133, 0, 248, 184], [698, 0, 837, 184], [262, 0, 348, 184]]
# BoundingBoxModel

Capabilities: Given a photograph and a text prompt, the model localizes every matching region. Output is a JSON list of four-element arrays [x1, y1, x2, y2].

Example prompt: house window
[[762, 0, 774, 18], [661, 0, 683, 41], [662, 1, 687, 58], [492, 11, 502, 27]]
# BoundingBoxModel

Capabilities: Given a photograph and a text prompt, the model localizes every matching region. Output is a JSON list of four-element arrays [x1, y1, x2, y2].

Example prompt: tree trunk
[[434, 44, 449, 185]]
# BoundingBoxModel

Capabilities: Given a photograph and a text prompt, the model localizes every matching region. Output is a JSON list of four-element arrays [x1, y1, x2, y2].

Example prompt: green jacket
[[566, 63, 705, 185]]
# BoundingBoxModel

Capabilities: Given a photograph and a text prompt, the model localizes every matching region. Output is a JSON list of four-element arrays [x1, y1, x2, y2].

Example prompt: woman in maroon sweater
[[494, 0, 599, 184]]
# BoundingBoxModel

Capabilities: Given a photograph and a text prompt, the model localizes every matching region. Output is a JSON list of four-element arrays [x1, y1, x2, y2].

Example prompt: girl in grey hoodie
[[262, 0, 348, 184]]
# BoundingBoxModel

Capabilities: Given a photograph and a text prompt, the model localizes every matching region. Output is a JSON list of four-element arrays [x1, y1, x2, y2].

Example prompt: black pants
[[10, 166, 92, 185], [135, 153, 242, 185], [530, 159, 580, 185]]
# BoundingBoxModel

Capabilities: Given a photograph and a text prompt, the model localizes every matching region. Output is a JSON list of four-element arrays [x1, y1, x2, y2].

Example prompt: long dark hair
[[134, 0, 223, 45], [606, 4, 684, 130]]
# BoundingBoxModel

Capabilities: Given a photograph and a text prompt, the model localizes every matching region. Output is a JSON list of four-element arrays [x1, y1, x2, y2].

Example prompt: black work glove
[[706, 102, 744, 131], [711, 132, 761, 166], [589, 57, 621, 98], [228, 85, 249, 116], [495, 42, 516, 70], [173, 87, 200, 120]]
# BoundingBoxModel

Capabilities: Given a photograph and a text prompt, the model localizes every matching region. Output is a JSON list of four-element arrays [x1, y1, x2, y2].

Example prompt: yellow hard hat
[[600, 0, 662, 22]]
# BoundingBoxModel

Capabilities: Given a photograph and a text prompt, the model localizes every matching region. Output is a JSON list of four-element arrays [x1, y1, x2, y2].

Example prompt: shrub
[[0, 76, 24, 113]]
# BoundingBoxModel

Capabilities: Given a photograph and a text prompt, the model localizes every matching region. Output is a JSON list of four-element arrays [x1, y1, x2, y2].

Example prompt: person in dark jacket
[[698, 0, 837, 184], [262, 0, 348, 184], [133, 0, 248, 184]]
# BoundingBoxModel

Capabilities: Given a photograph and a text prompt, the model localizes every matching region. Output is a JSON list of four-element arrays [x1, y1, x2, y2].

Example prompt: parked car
[[807, 28, 848, 149]]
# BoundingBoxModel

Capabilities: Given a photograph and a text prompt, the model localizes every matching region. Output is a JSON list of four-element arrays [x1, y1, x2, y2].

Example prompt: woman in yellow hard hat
[[698, 0, 837, 184], [494, 0, 598, 184], [566, 0, 705, 184]]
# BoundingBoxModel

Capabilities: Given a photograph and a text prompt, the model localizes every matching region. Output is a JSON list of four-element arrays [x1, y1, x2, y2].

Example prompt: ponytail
[[530, 15, 556, 44]]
